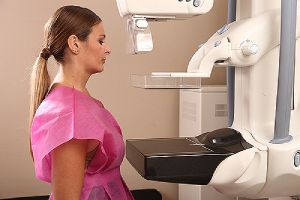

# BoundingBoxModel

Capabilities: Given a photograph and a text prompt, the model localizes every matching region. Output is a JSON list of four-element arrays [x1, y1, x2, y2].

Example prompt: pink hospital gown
[[31, 85, 134, 200]]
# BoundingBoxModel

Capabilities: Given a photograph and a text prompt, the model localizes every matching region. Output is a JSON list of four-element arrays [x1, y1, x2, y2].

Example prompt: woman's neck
[[52, 64, 91, 95]]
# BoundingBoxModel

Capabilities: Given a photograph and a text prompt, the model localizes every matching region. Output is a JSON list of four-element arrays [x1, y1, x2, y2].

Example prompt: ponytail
[[29, 48, 51, 160]]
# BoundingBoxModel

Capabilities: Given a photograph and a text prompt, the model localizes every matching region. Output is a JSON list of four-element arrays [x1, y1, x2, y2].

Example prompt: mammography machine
[[115, 0, 300, 199]]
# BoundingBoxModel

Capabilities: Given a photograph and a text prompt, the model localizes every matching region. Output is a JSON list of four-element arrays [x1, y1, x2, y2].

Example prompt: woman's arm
[[51, 139, 88, 200]]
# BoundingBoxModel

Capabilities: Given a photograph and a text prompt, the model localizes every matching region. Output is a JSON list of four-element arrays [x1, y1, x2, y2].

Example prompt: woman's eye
[[99, 40, 104, 45]]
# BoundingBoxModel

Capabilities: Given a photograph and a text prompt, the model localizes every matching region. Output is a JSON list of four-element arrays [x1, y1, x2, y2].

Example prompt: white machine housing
[[115, 0, 214, 54], [116, 0, 300, 199], [116, 0, 214, 18]]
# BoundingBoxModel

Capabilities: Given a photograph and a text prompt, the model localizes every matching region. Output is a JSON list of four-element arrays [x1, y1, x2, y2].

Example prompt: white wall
[[0, 1, 227, 199]]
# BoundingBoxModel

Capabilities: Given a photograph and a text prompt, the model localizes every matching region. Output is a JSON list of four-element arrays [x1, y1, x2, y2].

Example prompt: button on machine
[[193, 0, 201, 7], [294, 152, 300, 167], [240, 39, 259, 56]]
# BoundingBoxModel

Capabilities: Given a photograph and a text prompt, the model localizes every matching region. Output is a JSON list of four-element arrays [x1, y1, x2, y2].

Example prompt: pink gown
[[31, 85, 134, 200]]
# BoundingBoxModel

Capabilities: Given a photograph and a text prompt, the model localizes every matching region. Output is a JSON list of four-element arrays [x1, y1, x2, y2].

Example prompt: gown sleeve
[[31, 90, 110, 182]]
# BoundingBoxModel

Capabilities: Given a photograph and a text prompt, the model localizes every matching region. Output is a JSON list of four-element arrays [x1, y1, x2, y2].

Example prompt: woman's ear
[[67, 35, 80, 55]]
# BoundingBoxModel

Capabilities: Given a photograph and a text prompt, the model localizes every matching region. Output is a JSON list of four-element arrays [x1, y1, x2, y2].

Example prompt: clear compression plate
[[131, 74, 201, 89]]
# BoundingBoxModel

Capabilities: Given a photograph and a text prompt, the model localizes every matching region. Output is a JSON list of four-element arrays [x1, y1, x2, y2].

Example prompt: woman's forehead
[[91, 23, 105, 36]]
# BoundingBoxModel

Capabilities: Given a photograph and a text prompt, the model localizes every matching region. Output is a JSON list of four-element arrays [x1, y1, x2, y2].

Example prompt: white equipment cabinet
[[179, 86, 231, 200]]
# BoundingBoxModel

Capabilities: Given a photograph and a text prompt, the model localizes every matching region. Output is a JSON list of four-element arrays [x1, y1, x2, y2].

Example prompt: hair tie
[[40, 48, 51, 60]]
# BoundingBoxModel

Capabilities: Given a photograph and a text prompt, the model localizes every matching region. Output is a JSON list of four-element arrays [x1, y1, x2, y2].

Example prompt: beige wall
[[0, 1, 227, 199]]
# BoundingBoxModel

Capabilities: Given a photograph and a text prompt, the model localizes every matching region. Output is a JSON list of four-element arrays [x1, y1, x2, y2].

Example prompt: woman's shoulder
[[34, 84, 104, 121], [35, 85, 74, 118]]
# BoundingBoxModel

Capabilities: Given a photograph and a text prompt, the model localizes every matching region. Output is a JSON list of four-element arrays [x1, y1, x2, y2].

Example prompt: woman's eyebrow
[[99, 34, 106, 38]]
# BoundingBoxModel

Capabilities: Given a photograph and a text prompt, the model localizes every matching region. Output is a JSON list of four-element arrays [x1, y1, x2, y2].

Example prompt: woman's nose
[[105, 44, 112, 55]]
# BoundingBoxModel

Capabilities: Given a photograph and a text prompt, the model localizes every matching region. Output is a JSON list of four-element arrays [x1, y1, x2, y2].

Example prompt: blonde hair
[[29, 5, 101, 160], [29, 55, 51, 159]]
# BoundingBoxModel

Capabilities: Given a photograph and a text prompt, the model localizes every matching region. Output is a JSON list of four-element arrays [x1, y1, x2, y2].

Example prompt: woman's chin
[[96, 67, 104, 73], [90, 67, 104, 74]]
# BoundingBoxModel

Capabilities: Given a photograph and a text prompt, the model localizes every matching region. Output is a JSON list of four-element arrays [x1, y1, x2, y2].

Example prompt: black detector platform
[[126, 128, 252, 185]]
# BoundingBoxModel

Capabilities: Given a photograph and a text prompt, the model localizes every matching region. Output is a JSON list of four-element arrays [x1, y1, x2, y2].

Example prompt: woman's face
[[80, 22, 111, 74]]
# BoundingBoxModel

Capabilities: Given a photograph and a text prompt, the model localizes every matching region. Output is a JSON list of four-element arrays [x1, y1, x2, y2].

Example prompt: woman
[[29, 5, 134, 200]]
